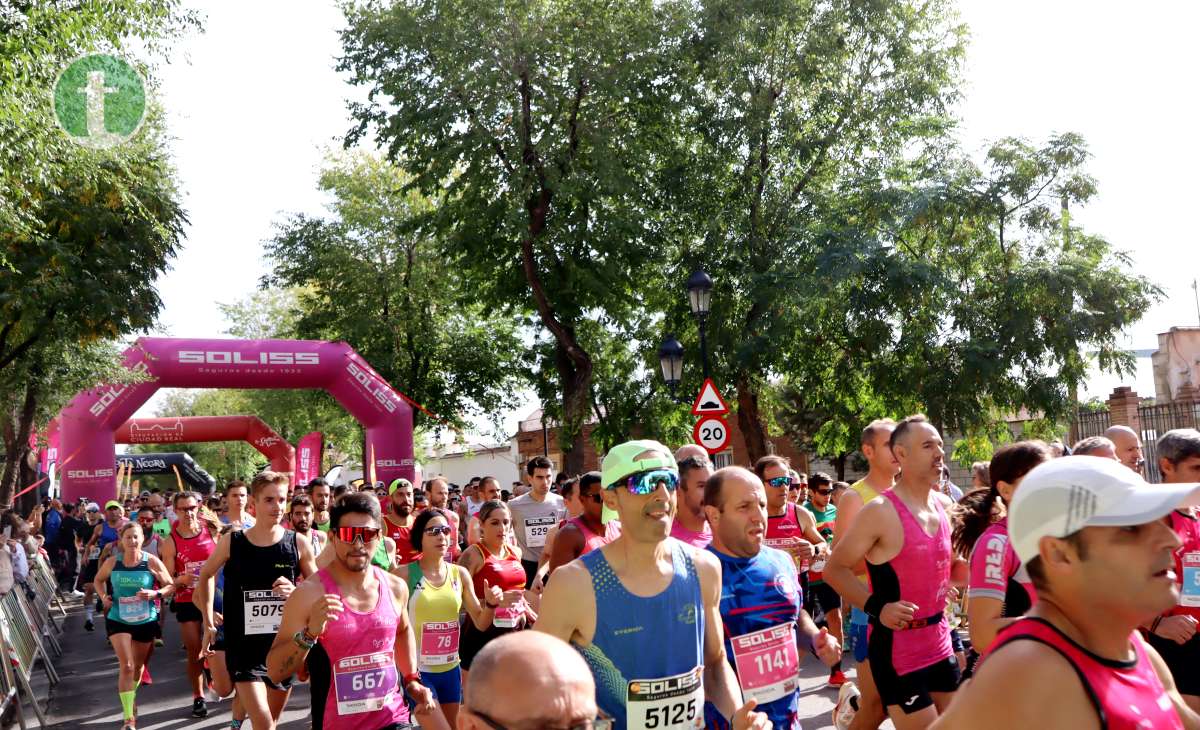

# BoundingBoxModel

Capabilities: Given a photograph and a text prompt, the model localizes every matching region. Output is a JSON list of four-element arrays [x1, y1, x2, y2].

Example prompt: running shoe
[[192, 697, 208, 718], [229, 720, 243, 729], [833, 680, 860, 730], [66, 590, 84, 599], [83, 619, 94, 632], [153, 638, 163, 647], [827, 669, 848, 687]]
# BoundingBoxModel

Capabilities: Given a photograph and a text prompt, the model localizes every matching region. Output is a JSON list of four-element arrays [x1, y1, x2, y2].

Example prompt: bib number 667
[[351, 670, 387, 692], [643, 699, 697, 728]]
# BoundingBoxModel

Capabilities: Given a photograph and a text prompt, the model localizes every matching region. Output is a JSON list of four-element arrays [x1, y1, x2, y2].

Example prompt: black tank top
[[222, 529, 300, 659]]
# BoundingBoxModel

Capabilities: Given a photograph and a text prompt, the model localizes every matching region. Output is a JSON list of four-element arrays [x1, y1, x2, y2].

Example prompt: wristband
[[1151, 616, 1163, 634], [403, 671, 422, 687], [864, 593, 888, 620], [292, 630, 316, 651]]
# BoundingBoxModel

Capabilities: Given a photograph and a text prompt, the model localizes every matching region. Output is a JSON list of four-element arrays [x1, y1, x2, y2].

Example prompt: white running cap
[[1009, 455, 1200, 564]]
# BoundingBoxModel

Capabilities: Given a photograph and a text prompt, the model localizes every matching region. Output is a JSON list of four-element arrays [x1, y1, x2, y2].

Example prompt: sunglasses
[[423, 525, 453, 537], [766, 476, 795, 489], [814, 488, 834, 496], [607, 469, 679, 495], [584, 492, 603, 504], [333, 526, 383, 544]]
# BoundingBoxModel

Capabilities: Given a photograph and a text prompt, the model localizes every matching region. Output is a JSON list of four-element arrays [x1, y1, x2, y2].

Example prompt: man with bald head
[[1105, 425, 1145, 474], [459, 632, 596, 730]]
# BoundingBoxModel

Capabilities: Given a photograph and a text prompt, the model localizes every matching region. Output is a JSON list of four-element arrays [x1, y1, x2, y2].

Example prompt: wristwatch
[[293, 630, 317, 650]]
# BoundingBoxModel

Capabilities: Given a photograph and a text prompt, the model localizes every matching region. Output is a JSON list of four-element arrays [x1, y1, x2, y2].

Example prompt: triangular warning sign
[[691, 378, 730, 416]]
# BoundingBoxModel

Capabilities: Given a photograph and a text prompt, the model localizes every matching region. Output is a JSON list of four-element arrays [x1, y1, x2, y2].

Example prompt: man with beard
[[384, 478, 420, 566], [827, 416, 959, 729], [706, 466, 841, 729], [267, 491, 434, 730], [308, 479, 332, 533], [289, 496, 325, 554], [537, 440, 765, 730], [426, 477, 460, 560]]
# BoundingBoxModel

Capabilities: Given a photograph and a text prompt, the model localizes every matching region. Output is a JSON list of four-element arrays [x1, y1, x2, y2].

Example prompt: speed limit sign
[[693, 415, 730, 454]]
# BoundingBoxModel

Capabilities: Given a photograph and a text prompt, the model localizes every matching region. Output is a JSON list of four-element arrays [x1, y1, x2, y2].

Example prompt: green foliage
[[261, 151, 527, 434]]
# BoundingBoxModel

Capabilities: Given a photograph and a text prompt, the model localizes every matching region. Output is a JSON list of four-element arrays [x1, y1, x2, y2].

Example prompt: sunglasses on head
[[608, 469, 679, 495], [766, 476, 795, 489], [424, 525, 453, 537], [333, 526, 382, 544]]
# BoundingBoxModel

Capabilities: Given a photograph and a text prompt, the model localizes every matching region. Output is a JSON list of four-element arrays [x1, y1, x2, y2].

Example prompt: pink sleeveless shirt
[[986, 618, 1183, 730], [171, 524, 215, 604], [317, 567, 410, 730], [568, 516, 621, 556], [866, 489, 953, 674], [765, 502, 809, 572]]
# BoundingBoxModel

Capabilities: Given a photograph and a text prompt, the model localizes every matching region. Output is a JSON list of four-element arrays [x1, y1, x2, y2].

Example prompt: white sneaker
[[67, 590, 84, 598], [833, 680, 860, 730]]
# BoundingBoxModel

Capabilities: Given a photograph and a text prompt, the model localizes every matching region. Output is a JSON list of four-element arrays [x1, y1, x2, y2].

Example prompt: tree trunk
[[736, 376, 769, 465], [554, 338, 593, 476], [0, 378, 39, 508], [833, 453, 847, 482]]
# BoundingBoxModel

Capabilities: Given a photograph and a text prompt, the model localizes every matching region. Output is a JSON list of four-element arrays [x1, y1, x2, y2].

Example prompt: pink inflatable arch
[[58, 338, 415, 503], [114, 416, 296, 486]]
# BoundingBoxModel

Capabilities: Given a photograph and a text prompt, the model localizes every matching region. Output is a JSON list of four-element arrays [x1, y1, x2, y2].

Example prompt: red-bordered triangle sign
[[691, 378, 730, 416]]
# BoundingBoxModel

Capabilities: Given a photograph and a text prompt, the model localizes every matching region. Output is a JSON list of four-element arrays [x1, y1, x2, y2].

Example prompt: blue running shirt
[[708, 545, 802, 730], [576, 541, 705, 730]]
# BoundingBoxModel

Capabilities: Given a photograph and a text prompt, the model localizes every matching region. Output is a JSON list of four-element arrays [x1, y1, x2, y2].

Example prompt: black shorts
[[1148, 631, 1200, 697], [308, 642, 331, 730], [804, 581, 842, 619], [171, 600, 202, 623], [106, 619, 161, 644], [80, 559, 100, 584], [226, 656, 293, 691], [869, 649, 960, 714]]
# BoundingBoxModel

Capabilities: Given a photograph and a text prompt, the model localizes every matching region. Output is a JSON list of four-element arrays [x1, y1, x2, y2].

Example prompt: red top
[[1166, 509, 1200, 620], [764, 502, 809, 572], [384, 514, 420, 566], [472, 542, 526, 599], [985, 618, 1183, 730], [171, 524, 215, 604], [568, 516, 621, 556]]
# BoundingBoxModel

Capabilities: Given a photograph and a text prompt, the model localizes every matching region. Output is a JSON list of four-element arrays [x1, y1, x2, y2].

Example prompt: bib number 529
[[643, 699, 697, 729]]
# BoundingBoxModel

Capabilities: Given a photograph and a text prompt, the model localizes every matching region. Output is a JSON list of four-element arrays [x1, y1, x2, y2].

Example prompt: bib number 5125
[[643, 699, 697, 729]]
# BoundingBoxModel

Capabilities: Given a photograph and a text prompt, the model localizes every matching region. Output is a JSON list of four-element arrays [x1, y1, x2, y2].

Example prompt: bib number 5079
[[643, 699, 697, 729]]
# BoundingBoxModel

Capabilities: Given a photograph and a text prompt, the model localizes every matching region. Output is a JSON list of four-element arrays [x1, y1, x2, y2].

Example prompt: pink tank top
[[968, 519, 1036, 621], [317, 567, 410, 730], [866, 489, 953, 674], [765, 502, 809, 572], [568, 516, 621, 555], [171, 524, 215, 604], [987, 618, 1183, 730]]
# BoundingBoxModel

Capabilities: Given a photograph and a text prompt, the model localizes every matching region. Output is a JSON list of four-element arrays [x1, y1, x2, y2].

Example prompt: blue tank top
[[707, 546, 802, 730], [99, 521, 120, 550], [107, 552, 157, 625], [577, 541, 705, 730]]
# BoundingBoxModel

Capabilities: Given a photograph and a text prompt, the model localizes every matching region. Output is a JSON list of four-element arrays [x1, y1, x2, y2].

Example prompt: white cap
[[1009, 455, 1200, 563]]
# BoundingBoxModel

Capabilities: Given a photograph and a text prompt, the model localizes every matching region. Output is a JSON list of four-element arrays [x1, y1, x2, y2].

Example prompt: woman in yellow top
[[398, 508, 503, 729]]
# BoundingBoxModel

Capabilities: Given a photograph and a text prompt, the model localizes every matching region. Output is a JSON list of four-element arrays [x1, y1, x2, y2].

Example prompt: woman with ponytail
[[953, 440, 1050, 654]]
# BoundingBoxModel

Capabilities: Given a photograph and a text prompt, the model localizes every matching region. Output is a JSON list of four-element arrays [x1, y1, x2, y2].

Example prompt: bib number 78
[[643, 698, 697, 729]]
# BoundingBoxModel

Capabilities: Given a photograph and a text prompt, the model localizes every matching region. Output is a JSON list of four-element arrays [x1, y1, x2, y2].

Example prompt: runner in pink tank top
[[982, 618, 1183, 730], [867, 489, 954, 674], [567, 515, 621, 555], [316, 565, 411, 730]]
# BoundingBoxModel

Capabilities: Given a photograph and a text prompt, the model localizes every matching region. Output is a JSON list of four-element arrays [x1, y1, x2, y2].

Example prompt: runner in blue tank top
[[705, 467, 842, 730], [537, 440, 770, 730]]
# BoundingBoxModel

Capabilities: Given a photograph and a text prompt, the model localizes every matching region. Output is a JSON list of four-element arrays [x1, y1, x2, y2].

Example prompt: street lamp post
[[687, 270, 714, 381], [658, 335, 684, 401]]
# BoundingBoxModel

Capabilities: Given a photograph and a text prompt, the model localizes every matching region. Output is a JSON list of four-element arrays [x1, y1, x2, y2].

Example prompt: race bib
[[87, 546, 101, 561], [243, 590, 285, 634], [763, 536, 808, 572], [1181, 552, 1200, 607], [626, 666, 704, 730], [730, 623, 799, 704], [493, 601, 523, 629], [420, 620, 460, 666], [333, 652, 397, 716], [524, 516, 557, 548], [117, 596, 151, 623], [809, 556, 827, 573]]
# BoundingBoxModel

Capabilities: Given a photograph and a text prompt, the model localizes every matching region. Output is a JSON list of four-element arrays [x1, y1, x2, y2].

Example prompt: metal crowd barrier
[[0, 553, 67, 729]]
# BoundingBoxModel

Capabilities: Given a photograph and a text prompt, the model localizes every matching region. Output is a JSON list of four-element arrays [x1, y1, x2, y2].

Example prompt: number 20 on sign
[[693, 415, 730, 454]]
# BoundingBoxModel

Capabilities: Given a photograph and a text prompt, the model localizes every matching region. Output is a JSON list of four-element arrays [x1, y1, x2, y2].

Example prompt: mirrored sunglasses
[[608, 469, 679, 495]]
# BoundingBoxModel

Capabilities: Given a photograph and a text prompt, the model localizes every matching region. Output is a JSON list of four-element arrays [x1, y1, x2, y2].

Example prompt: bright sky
[[136, 0, 1197, 429]]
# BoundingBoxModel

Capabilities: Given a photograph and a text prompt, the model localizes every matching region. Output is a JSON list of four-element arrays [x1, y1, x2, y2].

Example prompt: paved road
[[35, 596, 888, 730]]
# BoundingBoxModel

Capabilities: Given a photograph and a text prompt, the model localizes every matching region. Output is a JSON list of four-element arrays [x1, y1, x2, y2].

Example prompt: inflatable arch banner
[[115, 415, 295, 485], [295, 431, 324, 486], [58, 338, 414, 504], [115, 451, 217, 493]]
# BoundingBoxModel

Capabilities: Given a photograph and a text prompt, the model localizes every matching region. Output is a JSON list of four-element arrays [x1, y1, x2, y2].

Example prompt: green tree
[[338, 0, 692, 473], [262, 151, 527, 438]]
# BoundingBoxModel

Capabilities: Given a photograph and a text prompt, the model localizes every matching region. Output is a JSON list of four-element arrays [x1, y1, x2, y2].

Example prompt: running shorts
[[106, 619, 161, 644], [870, 653, 960, 713]]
